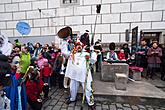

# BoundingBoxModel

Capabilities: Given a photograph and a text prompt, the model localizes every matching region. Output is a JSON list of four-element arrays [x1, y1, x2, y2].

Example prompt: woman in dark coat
[[147, 42, 162, 79], [33, 43, 42, 59]]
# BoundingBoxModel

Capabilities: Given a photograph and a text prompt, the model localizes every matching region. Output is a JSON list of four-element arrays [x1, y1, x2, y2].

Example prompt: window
[[61, 0, 79, 6], [63, 0, 77, 4]]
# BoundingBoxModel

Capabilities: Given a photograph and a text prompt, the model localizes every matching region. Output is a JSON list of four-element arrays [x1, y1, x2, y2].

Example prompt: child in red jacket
[[118, 49, 126, 61], [26, 68, 44, 110], [41, 60, 52, 88]]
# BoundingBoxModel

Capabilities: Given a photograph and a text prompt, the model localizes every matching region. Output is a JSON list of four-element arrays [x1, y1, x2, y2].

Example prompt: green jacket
[[20, 52, 31, 74]]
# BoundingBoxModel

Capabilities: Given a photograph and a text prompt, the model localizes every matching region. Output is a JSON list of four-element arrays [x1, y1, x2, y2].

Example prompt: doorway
[[141, 32, 161, 46]]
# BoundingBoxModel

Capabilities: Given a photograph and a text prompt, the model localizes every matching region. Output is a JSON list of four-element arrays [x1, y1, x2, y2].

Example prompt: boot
[[89, 104, 96, 110]]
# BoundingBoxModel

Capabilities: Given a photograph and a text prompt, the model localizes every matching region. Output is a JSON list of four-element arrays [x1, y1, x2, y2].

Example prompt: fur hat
[[109, 42, 116, 50]]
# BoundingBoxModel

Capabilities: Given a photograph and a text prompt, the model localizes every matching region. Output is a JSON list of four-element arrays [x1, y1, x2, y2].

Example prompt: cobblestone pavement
[[40, 87, 165, 110]]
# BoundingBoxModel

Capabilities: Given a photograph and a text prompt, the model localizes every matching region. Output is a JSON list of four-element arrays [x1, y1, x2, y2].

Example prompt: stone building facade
[[0, 0, 165, 44]]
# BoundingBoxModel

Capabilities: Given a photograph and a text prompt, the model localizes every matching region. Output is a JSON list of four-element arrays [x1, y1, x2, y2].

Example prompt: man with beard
[[65, 40, 96, 110]]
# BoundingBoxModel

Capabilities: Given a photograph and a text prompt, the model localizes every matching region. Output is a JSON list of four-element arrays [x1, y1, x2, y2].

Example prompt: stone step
[[78, 79, 165, 107], [78, 91, 165, 107]]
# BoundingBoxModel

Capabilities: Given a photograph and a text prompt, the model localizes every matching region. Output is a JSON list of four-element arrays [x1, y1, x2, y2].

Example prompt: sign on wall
[[16, 22, 31, 35]]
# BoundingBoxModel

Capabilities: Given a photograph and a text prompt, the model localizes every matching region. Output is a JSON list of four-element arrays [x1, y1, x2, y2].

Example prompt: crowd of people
[[0, 32, 98, 110], [106, 39, 165, 80], [0, 40, 66, 110], [136, 39, 165, 80], [0, 32, 165, 110]]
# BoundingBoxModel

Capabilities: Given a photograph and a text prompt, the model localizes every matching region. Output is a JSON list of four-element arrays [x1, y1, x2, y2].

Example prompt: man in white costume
[[65, 41, 96, 110]]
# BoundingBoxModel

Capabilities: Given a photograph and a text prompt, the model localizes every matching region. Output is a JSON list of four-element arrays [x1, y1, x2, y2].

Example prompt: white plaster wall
[[0, 0, 164, 43]]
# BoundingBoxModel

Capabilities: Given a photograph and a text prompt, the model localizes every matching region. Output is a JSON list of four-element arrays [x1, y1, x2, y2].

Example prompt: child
[[26, 68, 43, 110], [106, 42, 119, 61], [118, 49, 126, 61], [41, 60, 52, 88], [30, 57, 49, 99]]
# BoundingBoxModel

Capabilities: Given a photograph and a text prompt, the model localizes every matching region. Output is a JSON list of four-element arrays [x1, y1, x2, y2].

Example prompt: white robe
[[65, 52, 92, 83], [65, 51, 95, 106]]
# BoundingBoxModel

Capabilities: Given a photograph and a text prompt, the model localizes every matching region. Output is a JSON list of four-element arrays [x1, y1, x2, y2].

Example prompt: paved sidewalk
[[41, 87, 165, 110]]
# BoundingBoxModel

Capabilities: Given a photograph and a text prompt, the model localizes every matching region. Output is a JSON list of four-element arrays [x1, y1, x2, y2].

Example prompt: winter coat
[[41, 63, 52, 77], [4, 73, 27, 110], [136, 46, 149, 56], [37, 58, 48, 69], [53, 55, 63, 74], [118, 52, 126, 60], [20, 52, 31, 74], [33, 48, 42, 59], [49, 51, 58, 66], [136, 45, 149, 67], [147, 47, 162, 64], [26, 80, 43, 102]]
